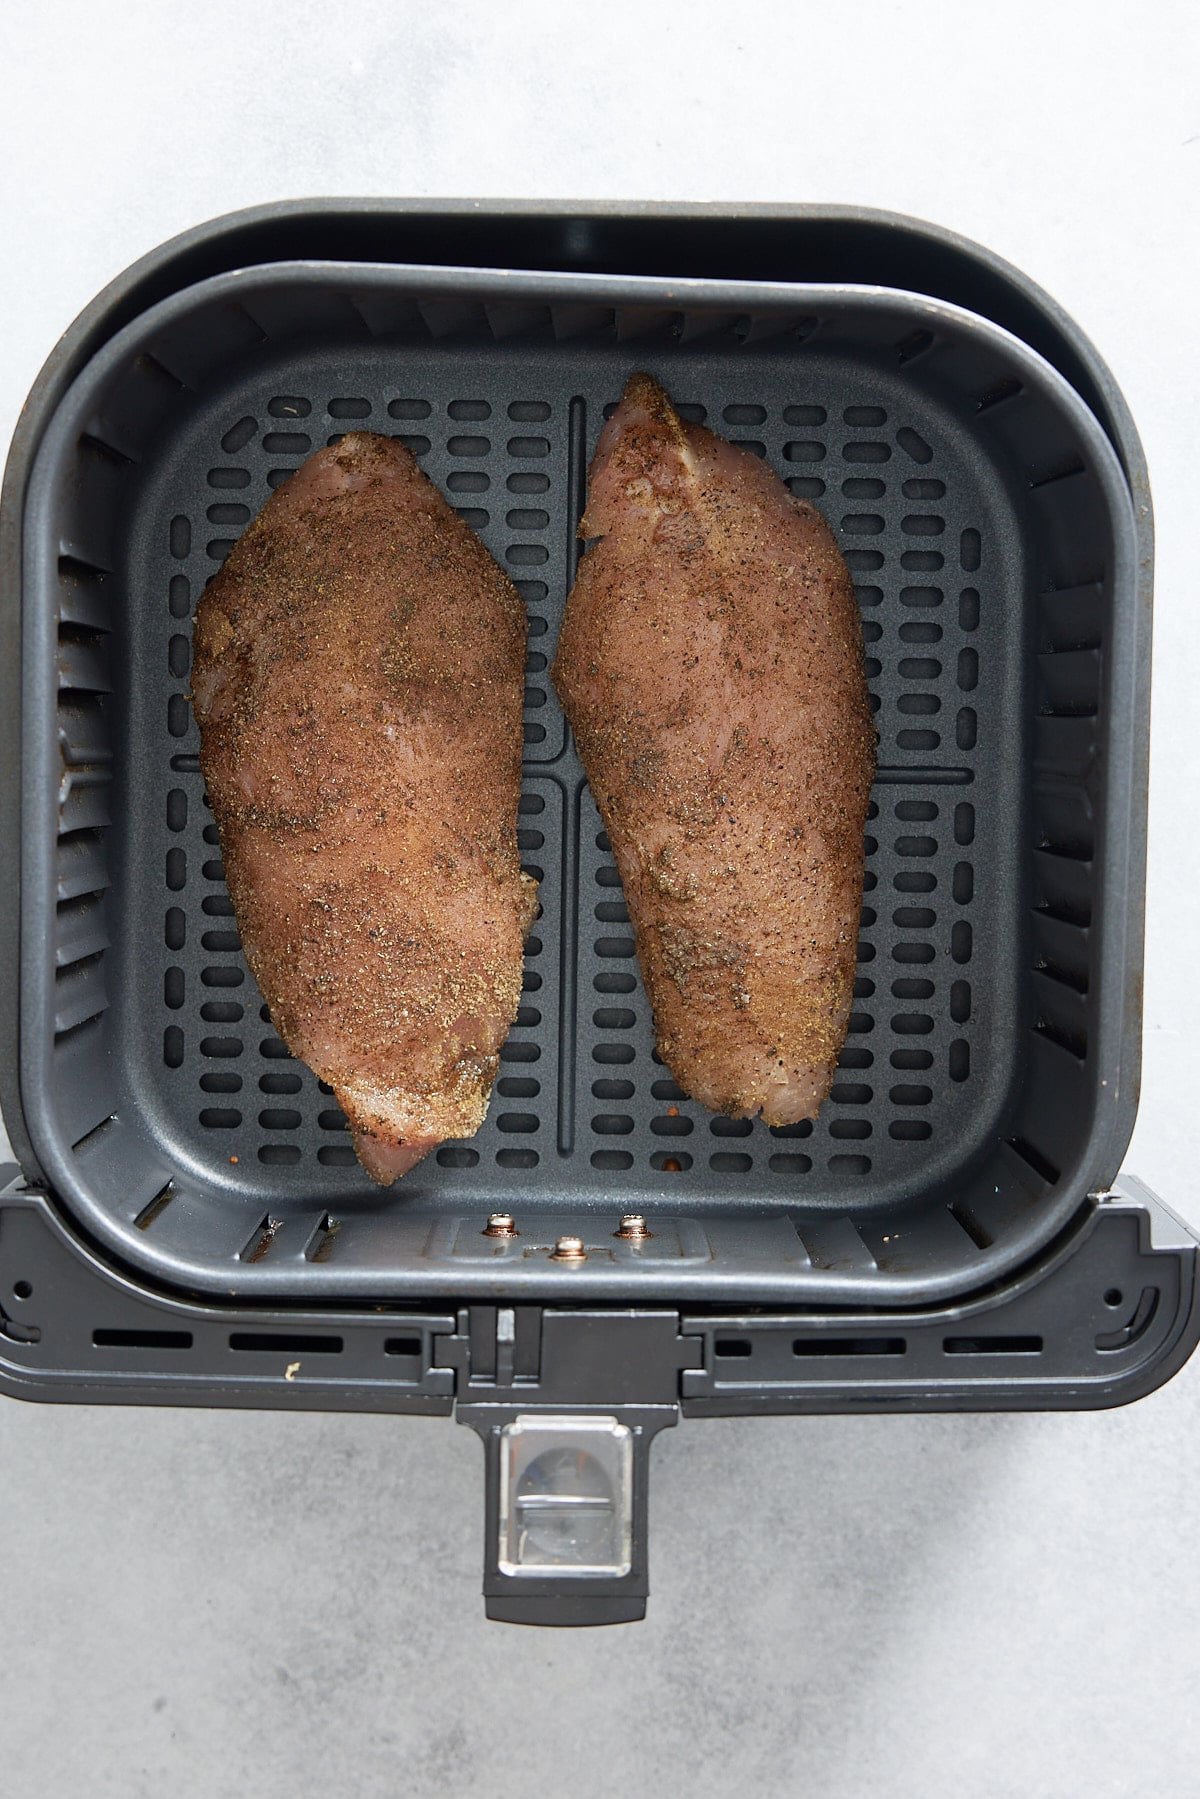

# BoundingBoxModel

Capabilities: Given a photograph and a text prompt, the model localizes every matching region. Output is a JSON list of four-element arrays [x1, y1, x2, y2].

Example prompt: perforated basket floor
[[17, 265, 1140, 1302]]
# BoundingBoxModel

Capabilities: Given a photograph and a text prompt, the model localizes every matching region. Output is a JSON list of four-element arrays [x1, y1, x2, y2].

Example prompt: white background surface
[[1, 4, 1198, 1794]]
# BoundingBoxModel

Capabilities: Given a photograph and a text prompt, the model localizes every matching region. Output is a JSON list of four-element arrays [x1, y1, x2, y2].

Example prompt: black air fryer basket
[[1, 203, 1193, 1625]]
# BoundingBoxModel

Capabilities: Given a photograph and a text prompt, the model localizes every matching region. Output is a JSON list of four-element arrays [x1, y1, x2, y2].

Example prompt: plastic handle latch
[[463, 1406, 675, 1626]]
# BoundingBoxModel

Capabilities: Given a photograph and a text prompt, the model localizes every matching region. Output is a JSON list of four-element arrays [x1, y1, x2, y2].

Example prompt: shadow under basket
[[1, 203, 1190, 1626]]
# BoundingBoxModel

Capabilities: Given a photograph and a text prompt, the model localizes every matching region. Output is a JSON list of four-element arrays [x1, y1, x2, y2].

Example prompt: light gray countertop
[[2, 3, 1197, 1793]]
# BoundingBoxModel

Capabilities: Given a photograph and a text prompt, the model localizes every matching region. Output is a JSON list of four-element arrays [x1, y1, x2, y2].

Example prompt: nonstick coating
[[15, 266, 1141, 1302]]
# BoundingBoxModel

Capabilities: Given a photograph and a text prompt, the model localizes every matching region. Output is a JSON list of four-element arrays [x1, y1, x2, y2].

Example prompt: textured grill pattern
[[137, 357, 1006, 1205]]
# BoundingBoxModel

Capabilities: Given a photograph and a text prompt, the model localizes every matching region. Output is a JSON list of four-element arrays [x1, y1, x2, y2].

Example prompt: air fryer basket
[[0, 205, 1189, 1625], [15, 265, 1140, 1303]]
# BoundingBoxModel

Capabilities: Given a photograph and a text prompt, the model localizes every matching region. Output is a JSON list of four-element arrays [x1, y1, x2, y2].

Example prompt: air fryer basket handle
[[440, 1305, 701, 1623], [459, 1405, 675, 1627]]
